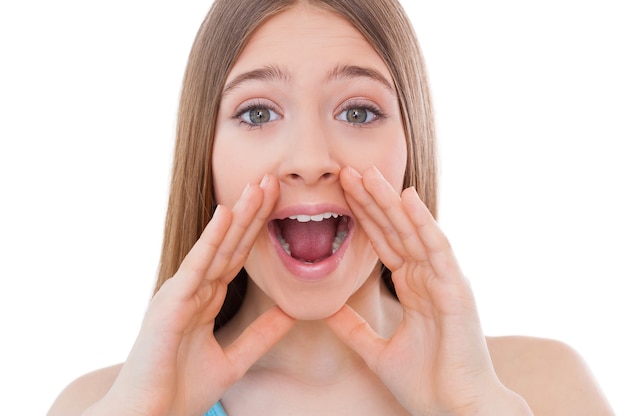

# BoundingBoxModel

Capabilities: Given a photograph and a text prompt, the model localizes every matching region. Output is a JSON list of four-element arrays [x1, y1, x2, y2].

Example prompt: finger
[[203, 181, 265, 281], [223, 174, 279, 276], [401, 187, 462, 281], [346, 193, 405, 272], [224, 306, 295, 378], [175, 204, 234, 294], [325, 305, 387, 372], [362, 167, 430, 263], [340, 167, 405, 269], [341, 166, 407, 256], [174, 178, 266, 297]]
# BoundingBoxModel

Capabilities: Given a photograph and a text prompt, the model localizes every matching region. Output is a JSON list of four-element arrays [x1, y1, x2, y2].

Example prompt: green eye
[[337, 105, 381, 124], [238, 105, 280, 125], [346, 108, 368, 123], [248, 108, 272, 124]]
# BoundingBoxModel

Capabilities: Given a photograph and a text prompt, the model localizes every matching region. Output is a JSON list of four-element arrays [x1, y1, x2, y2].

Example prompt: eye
[[336, 104, 384, 125], [235, 104, 280, 126]]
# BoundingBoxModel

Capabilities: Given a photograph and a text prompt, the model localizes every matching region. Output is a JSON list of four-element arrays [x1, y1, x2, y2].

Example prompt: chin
[[276, 298, 345, 321], [264, 270, 373, 321], [245, 224, 380, 320]]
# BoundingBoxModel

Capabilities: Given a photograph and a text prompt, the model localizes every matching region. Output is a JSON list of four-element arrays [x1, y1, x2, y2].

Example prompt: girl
[[49, 0, 613, 414]]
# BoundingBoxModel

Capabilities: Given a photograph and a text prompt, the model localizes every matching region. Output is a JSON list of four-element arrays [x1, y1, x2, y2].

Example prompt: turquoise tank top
[[205, 401, 227, 416]]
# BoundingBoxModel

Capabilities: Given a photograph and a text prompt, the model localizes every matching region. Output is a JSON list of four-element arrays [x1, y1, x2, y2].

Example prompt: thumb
[[325, 305, 387, 370], [224, 306, 295, 377]]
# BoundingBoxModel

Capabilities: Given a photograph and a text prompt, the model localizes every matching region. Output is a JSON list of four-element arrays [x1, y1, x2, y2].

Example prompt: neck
[[257, 320, 364, 385], [217, 273, 402, 384]]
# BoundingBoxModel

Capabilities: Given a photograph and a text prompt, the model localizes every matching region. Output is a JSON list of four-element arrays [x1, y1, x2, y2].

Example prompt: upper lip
[[270, 203, 352, 221]]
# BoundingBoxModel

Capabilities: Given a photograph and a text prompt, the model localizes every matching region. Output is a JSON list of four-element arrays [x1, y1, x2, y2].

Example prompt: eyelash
[[233, 100, 281, 130], [232, 99, 387, 129], [336, 101, 387, 126]]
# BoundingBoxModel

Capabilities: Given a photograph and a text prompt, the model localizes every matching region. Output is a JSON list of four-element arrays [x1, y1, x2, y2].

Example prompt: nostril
[[286, 172, 334, 182]]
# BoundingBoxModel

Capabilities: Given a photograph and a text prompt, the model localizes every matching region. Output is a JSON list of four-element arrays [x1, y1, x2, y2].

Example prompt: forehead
[[225, 4, 393, 84]]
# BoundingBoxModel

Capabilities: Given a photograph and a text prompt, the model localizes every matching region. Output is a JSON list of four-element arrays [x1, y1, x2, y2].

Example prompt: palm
[[326, 167, 500, 414], [103, 176, 294, 416]]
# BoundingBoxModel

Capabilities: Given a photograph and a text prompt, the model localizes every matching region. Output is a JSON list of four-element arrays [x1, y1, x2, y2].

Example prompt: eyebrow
[[222, 65, 290, 97], [221, 64, 396, 96], [325, 64, 396, 95]]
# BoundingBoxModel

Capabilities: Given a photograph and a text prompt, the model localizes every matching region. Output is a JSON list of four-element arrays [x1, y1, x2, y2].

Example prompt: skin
[[212, 1, 407, 322], [48, 4, 614, 416]]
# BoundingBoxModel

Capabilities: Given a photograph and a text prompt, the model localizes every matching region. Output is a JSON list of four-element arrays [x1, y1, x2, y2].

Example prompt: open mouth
[[272, 212, 351, 264]]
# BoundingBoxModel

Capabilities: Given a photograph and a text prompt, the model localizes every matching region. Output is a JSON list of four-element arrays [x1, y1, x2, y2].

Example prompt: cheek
[[211, 136, 249, 208], [384, 135, 408, 191], [349, 132, 407, 191], [211, 131, 267, 208]]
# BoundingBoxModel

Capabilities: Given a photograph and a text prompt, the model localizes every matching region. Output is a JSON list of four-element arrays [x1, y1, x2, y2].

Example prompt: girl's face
[[213, 4, 407, 320]]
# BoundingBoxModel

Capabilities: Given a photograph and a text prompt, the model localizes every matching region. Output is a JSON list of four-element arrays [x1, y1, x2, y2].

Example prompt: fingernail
[[260, 174, 271, 189], [242, 183, 251, 197], [347, 166, 362, 178], [371, 166, 383, 178]]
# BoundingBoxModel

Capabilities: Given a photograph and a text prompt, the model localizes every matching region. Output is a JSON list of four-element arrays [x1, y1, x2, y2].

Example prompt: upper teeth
[[288, 212, 340, 222]]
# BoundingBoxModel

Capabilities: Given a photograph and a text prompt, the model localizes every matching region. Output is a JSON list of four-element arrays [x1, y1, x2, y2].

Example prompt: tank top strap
[[205, 400, 227, 416]]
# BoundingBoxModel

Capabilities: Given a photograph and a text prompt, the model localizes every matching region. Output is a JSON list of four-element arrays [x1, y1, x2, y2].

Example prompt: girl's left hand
[[325, 166, 532, 415]]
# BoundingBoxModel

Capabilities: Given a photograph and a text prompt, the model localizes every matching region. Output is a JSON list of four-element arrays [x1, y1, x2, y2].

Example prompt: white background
[[0, 1, 623, 414]]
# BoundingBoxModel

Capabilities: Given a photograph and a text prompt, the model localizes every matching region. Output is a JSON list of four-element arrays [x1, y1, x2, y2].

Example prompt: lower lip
[[268, 219, 354, 282]]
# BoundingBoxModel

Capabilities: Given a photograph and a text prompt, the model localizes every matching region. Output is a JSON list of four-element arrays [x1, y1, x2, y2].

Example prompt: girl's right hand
[[87, 174, 295, 416]]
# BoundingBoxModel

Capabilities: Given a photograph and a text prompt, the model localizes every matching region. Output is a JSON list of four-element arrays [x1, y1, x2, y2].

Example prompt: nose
[[277, 116, 341, 186]]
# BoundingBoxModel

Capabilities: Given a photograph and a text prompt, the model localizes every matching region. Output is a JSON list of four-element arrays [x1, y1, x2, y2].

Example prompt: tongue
[[279, 218, 337, 263]]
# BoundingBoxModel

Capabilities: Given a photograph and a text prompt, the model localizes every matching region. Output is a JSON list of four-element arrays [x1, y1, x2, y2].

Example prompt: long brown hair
[[155, 0, 438, 331]]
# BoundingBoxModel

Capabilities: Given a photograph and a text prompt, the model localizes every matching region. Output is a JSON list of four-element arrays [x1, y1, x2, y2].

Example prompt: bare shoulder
[[487, 336, 614, 415], [47, 364, 123, 416]]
